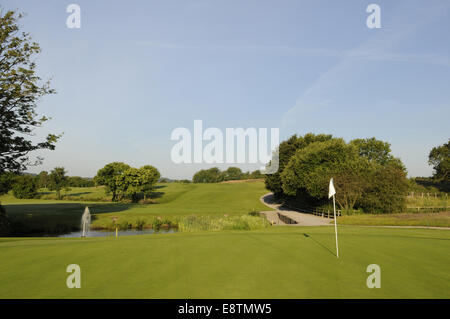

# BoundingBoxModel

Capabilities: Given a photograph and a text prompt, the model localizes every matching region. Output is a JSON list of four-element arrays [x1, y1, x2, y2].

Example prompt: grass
[[0, 226, 449, 298], [338, 212, 450, 227], [406, 196, 448, 209], [336, 195, 449, 227], [0, 182, 272, 234]]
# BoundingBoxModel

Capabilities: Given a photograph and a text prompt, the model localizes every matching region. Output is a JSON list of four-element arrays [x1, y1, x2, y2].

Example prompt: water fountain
[[81, 206, 91, 237]]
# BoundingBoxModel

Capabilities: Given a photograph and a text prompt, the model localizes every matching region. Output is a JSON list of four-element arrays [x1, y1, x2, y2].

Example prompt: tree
[[114, 166, 160, 203], [37, 171, 49, 188], [358, 163, 409, 213], [281, 138, 368, 210], [94, 162, 130, 201], [0, 10, 60, 174], [0, 10, 59, 231], [115, 167, 142, 202], [277, 135, 408, 213], [428, 139, 450, 182], [67, 176, 94, 187], [12, 174, 38, 199], [139, 165, 160, 201], [48, 167, 68, 200], [222, 167, 243, 181], [265, 133, 333, 196], [250, 170, 264, 179], [0, 171, 14, 196], [94, 163, 160, 202], [192, 167, 223, 183], [350, 138, 393, 165]]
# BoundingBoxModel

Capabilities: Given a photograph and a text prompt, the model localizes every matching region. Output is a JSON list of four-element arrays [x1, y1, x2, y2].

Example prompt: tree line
[[0, 168, 94, 200], [192, 167, 264, 183]]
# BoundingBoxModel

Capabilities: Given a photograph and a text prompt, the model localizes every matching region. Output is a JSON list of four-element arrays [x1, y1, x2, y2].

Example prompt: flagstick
[[333, 194, 339, 258]]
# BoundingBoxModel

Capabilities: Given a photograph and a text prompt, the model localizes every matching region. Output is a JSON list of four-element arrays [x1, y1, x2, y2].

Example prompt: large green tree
[[221, 167, 243, 181], [0, 10, 59, 232], [428, 139, 450, 182], [265, 133, 333, 196], [94, 162, 131, 201], [12, 174, 38, 199], [95, 163, 160, 202], [281, 138, 369, 210], [0, 10, 59, 174], [139, 165, 160, 201], [272, 134, 408, 213]]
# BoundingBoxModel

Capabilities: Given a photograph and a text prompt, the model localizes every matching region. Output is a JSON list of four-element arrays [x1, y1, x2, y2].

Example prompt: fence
[[408, 192, 448, 199], [311, 208, 342, 219], [406, 206, 449, 213], [282, 202, 342, 219]]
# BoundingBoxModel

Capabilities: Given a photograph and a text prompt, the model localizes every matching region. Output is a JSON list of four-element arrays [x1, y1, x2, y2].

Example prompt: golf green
[[1, 226, 449, 298]]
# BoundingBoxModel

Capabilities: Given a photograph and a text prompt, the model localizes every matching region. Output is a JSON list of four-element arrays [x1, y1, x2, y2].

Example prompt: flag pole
[[333, 194, 339, 258]]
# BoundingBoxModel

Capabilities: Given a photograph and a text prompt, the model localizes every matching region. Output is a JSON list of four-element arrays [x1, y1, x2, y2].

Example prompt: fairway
[[1, 226, 449, 299]]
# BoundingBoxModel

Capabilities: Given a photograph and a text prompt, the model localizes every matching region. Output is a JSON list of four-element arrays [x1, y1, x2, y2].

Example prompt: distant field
[[0, 226, 449, 298], [0, 182, 272, 234]]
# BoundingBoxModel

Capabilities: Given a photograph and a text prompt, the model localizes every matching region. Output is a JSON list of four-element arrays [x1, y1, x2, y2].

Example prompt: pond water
[[58, 228, 177, 238]]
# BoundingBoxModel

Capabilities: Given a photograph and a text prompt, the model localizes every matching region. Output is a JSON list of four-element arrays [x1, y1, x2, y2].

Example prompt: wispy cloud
[[280, 1, 450, 130], [138, 41, 450, 68]]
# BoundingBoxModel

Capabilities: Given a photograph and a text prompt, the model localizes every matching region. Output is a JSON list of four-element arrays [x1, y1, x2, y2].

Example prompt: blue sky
[[3, 0, 450, 178]]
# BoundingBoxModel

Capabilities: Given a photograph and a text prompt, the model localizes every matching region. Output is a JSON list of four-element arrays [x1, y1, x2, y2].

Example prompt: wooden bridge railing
[[311, 208, 341, 219]]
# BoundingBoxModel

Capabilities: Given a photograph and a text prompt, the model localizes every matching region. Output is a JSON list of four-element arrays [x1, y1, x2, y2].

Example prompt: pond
[[58, 228, 177, 238]]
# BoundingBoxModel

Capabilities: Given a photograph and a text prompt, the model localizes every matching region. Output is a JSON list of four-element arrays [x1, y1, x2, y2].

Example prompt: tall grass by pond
[[92, 213, 271, 233], [177, 214, 271, 232]]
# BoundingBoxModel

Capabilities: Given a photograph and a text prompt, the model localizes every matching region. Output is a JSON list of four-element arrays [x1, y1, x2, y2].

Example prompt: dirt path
[[260, 193, 332, 226]]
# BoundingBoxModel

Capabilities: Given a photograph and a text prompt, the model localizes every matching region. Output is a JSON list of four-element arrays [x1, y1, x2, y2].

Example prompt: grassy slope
[[0, 182, 272, 232], [0, 226, 449, 298]]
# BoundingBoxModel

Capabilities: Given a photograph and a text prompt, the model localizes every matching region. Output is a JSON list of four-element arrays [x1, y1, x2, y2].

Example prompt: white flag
[[328, 178, 336, 198]]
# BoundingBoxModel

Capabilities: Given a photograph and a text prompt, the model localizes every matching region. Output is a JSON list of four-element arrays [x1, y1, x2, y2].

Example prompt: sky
[[2, 0, 450, 179]]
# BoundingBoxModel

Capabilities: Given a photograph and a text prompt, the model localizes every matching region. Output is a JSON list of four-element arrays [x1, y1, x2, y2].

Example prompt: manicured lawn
[[0, 181, 272, 233], [0, 226, 449, 298]]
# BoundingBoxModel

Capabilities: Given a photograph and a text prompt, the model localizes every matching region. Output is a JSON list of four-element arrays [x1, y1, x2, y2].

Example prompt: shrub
[[357, 164, 409, 213], [118, 219, 131, 230], [134, 219, 146, 230], [152, 218, 163, 230], [12, 175, 38, 199]]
